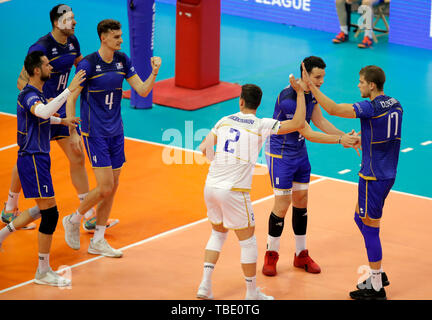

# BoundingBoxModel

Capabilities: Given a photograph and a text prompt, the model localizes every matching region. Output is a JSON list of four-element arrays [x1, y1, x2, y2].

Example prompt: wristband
[[338, 136, 342, 144], [50, 116, 62, 124]]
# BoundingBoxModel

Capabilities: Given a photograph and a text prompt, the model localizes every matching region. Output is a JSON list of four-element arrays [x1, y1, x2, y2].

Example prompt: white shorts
[[204, 186, 255, 230]]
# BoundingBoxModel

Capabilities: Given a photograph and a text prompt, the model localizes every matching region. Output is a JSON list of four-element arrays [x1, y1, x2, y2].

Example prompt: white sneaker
[[63, 215, 80, 250], [34, 268, 71, 287], [88, 238, 123, 258], [245, 288, 274, 300], [196, 285, 214, 300]]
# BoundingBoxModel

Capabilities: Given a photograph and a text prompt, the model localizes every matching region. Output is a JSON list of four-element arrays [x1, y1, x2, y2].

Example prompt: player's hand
[[61, 116, 80, 128], [301, 62, 313, 91], [151, 56, 162, 75], [68, 70, 86, 92], [289, 74, 303, 93], [340, 132, 361, 149]]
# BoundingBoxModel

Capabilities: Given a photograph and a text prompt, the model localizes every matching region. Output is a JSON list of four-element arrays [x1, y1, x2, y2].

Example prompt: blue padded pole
[[127, 0, 155, 109]]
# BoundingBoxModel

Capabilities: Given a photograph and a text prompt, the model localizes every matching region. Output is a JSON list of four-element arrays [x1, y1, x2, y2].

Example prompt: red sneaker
[[293, 250, 321, 273], [332, 31, 349, 44], [262, 251, 279, 276], [358, 36, 373, 48]]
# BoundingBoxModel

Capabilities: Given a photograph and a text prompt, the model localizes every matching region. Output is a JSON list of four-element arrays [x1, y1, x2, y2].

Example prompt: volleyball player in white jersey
[[196, 78, 306, 300]]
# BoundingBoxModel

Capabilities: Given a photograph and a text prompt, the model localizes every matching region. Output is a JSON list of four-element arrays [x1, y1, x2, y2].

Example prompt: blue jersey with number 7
[[77, 51, 137, 137], [353, 95, 403, 180]]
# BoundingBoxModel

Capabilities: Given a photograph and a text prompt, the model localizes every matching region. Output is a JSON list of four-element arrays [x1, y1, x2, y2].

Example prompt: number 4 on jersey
[[105, 92, 114, 110]]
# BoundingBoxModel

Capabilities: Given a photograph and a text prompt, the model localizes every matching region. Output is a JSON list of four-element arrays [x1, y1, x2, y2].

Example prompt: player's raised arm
[[31, 70, 86, 120], [276, 74, 306, 135], [127, 56, 162, 97], [302, 62, 356, 119]]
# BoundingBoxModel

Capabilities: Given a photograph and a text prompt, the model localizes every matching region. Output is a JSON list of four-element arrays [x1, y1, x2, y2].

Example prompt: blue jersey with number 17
[[77, 51, 137, 137], [353, 95, 403, 180]]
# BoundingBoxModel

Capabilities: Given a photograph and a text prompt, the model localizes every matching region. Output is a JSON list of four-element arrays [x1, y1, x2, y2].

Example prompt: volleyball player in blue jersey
[[0, 51, 85, 286], [303, 64, 402, 300], [63, 19, 161, 257], [2, 4, 119, 232]]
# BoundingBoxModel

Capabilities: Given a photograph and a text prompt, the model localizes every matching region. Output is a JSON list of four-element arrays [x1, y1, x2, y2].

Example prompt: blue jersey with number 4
[[353, 95, 403, 180], [28, 33, 81, 117], [77, 51, 137, 137]]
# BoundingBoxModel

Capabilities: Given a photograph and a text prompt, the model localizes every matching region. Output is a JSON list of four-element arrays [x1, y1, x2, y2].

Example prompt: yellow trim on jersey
[[88, 89, 106, 93], [265, 151, 283, 159], [89, 73, 106, 80], [273, 187, 293, 191], [116, 72, 126, 75], [271, 157, 274, 188], [126, 74, 138, 80], [369, 120, 376, 178], [81, 132, 89, 137], [242, 192, 252, 228], [365, 180, 368, 216], [17, 130, 27, 135], [32, 155, 42, 198], [214, 152, 248, 163], [18, 101, 25, 109], [372, 111, 389, 119], [231, 188, 251, 193], [40, 119, 49, 125], [49, 56, 61, 62], [358, 173, 377, 181], [360, 213, 381, 221]]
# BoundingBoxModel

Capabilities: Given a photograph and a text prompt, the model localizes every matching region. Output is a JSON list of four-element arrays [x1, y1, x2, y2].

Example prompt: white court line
[[338, 169, 351, 175], [0, 143, 17, 151], [420, 141, 432, 146], [401, 147, 413, 153]]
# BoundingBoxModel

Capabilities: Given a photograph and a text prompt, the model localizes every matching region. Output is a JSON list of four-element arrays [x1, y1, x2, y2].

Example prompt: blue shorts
[[50, 124, 81, 141], [358, 177, 394, 220], [17, 153, 55, 199], [83, 134, 125, 170], [266, 152, 311, 195]]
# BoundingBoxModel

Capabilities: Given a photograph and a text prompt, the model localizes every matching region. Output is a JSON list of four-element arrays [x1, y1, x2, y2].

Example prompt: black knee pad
[[39, 206, 59, 235], [269, 212, 285, 237], [292, 207, 307, 235]]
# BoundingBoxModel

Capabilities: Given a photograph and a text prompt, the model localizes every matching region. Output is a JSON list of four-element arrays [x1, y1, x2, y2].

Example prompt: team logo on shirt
[[52, 47, 58, 55], [96, 65, 102, 72], [69, 43, 75, 51], [116, 62, 123, 70]]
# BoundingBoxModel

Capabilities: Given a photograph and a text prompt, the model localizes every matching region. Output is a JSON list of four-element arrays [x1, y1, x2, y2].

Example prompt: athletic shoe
[[1, 204, 36, 230], [88, 238, 123, 258], [83, 214, 120, 233], [358, 36, 373, 48], [63, 215, 81, 250], [357, 272, 390, 290], [196, 285, 214, 300], [262, 251, 279, 276], [332, 31, 349, 44], [245, 288, 274, 300], [34, 268, 71, 287], [293, 249, 321, 274], [350, 287, 387, 300]]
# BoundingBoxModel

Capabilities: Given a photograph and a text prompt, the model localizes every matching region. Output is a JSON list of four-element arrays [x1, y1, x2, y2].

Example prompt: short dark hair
[[359, 65, 386, 91], [97, 19, 122, 40], [24, 51, 45, 77], [301, 56, 326, 74], [50, 4, 72, 28], [241, 84, 262, 110]]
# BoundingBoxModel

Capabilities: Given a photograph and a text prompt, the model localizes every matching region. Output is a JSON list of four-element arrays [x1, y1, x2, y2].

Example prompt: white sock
[[38, 253, 50, 274], [200, 262, 215, 287], [93, 225, 106, 242], [371, 269, 383, 291], [365, 29, 373, 39], [69, 210, 83, 224], [340, 25, 348, 34], [295, 235, 307, 256], [245, 276, 257, 295], [6, 191, 20, 211], [0, 222, 16, 243], [266, 235, 281, 252]]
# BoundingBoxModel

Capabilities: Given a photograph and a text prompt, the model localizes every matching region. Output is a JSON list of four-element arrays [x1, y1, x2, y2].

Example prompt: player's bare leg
[[1, 164, 36, 230]]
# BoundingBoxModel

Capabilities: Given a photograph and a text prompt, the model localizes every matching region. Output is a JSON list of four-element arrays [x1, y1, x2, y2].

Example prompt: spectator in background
[[332, 0, 383, 49]]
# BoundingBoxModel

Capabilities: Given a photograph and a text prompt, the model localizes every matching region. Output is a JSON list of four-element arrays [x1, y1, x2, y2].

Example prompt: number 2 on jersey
[[224, 128, 240, 154], [105, 92, 114, 110]]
